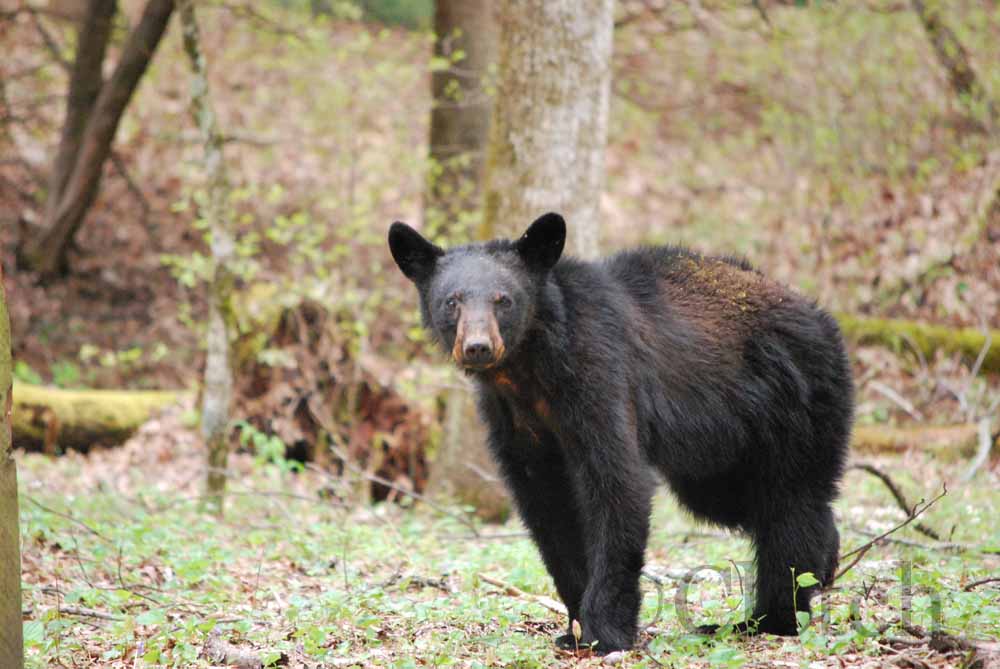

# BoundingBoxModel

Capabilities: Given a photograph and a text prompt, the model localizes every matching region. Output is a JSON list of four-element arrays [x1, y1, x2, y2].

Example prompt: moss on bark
[[837, 314, 1000, 375], [0, 265, 23, 668], [12, 382, 182, 452], [851, 423, 984, 460]]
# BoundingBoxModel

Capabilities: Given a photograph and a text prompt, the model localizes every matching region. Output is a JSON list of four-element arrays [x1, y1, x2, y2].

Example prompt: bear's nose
[[463, 337, 494, 365]]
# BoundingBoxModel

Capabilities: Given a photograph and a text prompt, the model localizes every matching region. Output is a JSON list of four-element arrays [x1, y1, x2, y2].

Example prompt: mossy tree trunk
[[425, 0, 497, 235], [181, 0, 236, 516], [439, 0, 614, 520], [836, 314, 1000, 375], [424, 0, 507, 521], [481, 0, 614, 258], [431, 380, 509, 522], [0, 265, 24, 669], [12, 383, 181, 452]]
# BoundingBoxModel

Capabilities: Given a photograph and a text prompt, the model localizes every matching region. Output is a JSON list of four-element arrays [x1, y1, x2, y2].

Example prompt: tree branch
[[25, 0, 174, 278]]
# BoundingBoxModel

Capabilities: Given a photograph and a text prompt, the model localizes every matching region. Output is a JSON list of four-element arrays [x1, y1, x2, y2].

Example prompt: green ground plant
[[17, 439, 1000, 668]]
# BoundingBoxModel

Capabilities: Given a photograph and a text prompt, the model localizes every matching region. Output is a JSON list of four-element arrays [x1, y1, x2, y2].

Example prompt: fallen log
[[12, 381, 183, 452], [851, 423, 987, 459], [836, 314, 1000, 375]]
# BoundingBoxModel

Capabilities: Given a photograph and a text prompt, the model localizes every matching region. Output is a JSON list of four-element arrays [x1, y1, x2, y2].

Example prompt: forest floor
[[16, 404, 1000, 669]]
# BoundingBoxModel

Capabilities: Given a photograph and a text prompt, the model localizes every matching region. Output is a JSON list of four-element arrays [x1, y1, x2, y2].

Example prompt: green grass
[[17, 436, 1000, 668]]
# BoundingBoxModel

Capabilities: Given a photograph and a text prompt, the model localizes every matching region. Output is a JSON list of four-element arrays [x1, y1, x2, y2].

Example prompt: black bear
[[388, 213, 853, 652]]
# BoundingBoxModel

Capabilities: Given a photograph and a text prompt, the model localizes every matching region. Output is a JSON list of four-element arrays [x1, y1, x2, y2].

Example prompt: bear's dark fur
[[388, 213, 853, 652]]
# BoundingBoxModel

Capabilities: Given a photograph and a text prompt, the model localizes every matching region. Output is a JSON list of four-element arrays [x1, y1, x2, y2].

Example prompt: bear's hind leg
[[747, 503, 838, 636]]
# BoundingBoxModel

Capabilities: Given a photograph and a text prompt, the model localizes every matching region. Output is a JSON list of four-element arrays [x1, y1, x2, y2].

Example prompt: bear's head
[[388, 212, 565, 371]]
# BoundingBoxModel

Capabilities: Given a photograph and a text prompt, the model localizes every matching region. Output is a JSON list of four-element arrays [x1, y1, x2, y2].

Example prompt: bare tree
[[180, 0, 235, 515], [0, 263, 23, 669], [481, 0, 614, 258], [23, 0, 175, 279]]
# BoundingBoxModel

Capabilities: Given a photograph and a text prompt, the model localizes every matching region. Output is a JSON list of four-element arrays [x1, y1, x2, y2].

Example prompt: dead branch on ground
[[834, 486, 947, 583], [849, 463, 941, 540], [477, 574, 568, 616]]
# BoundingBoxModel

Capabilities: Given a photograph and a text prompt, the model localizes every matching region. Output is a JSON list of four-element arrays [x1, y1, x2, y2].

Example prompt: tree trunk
[[910, 0, 995, 127], [24, 0, 174, 279], [0, 265, 24, 669], [481, 0, 614, 258], [424, 0, 507, 521], [836, 314, 1000, 375], [46, 0, 118, 220], [851, 423, 986, 460], [180, 0, 235, 516], [430, 384, 510, 522], [425, 0, 497, 234], [12, 382, 181, 452]]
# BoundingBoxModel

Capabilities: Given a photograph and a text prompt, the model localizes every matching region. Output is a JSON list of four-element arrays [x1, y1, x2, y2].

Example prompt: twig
[[304, 462, 480, 537], [28, 7, 71, 72], [208, 1, 306, 41], [834, 486, 947, 583], [849, 464, 941, 540], [846, 526, 969, 553], [478, 574, 567, 616], [641, 569, 665, 631], [641, 566, 717, 583], [464, 461, 502, 484], [869, 381, 924, 421], [963, 577, 1000, 592], [303, 406, 481, 536], [959, 417, 994, 483], [439, 531, 528, 541], [967, 327, 993, 384], [25, 496, 112, 543], [109, 150, 151, 226], [51, 605, 123, 621], [639, 644, 668, 667]]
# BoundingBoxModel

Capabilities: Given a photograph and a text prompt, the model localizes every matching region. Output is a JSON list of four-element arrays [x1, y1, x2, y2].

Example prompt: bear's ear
[[388, 222, 444, 283], [516, 212, 566, 272]]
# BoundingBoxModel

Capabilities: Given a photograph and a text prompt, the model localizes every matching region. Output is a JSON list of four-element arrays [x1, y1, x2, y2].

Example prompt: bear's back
[[601, 245, 797, 344]]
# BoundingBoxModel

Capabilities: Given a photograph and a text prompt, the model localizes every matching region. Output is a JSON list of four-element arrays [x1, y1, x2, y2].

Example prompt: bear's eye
[[494, 293, 513, 309]]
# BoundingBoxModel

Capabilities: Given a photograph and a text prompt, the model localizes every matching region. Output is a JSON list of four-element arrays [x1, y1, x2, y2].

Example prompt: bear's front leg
[[491, 432, 590, 634], [559, 403, 653, 653], [478, 390, 590, 639]]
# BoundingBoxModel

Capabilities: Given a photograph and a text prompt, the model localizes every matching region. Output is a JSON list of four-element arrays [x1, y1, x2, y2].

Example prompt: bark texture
[[181, 0, 235, 515], [424, 0, 507, 521], [429, 384, 510, 522], [426, 0, 497, 228], [46, 0, 118, 221], [12, 382, 181, 452], [0, 264, 23, 669], [25, 0, 174, 278], [481, 0, 614, 258]]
